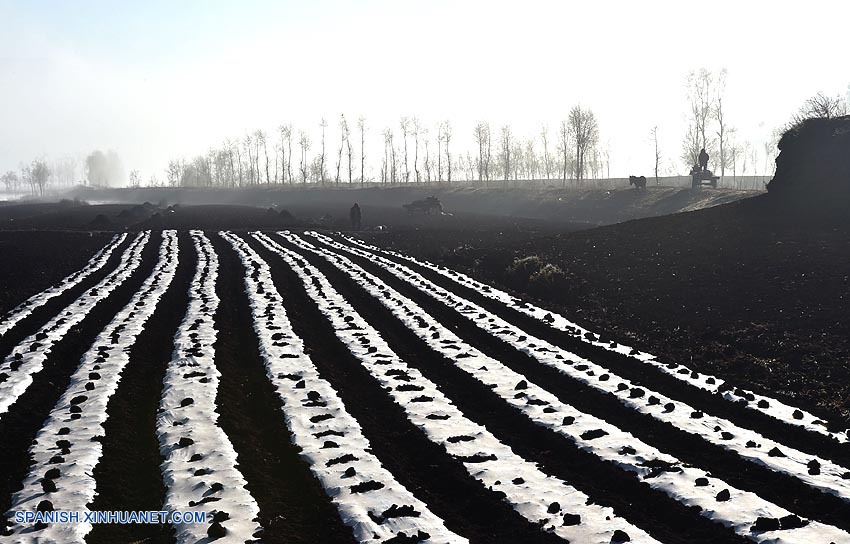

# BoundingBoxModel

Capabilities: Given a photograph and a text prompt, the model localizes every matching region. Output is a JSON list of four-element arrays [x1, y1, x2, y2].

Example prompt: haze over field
[[1, 0, 848, 184]]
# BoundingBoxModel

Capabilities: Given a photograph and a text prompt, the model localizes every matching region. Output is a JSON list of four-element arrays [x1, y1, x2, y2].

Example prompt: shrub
[[506, 255, 544, 285], [530, 263, 566, 287]]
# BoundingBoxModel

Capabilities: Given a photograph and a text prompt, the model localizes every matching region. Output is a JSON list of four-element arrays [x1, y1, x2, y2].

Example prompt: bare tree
[[413, 118, 421, 183], [342, 115, 353, 184], [335, 114, 345, 184], [20, 164, 32, 194], [256, 130, 270, 184], [728, 134, 742, 188], [713, 69, 729, 177], [31, 158, 50, 196], [243, 134, 254, 184], [358, 117, 366, 184], [520, 139, 533, 180], [51, 157, 77, 188], [278, 125, 289, 184], [443, 121, 452, 183], [390, 129, 397, 183], [382, 128, 394, 184], [602, 142, 611, 179], [233, 140, 244, 186], [271, 143, 279, 184], [436, 124, 442, 182], [400, 117, 410, 183], [568, 105, 599, 181], [423, 127, 431, 183], [511, 139, 522, 180], [298, 131, 311, 183], [500, 125, 512, 184], [2, 171, 19, 195], [319, 118, 327, 184], [129, 169, 141, 188], [279, 124, 293, 184], [166, 160, 181, 187], [540, 124, 552, 181], [558, 119, 570, 186], [680, 120, 701, 169], [651, 126, 661, 184], [464, 151, 475, 180], [473, 121, 492, 183], [683, 68, 716, 169], [739, 141, 750, 183], [748, 145, 759, 180]]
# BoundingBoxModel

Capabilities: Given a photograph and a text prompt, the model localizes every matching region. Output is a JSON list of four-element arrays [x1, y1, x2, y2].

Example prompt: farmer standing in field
[[350, 202, 362, 231], [698, 148, 709, 172]]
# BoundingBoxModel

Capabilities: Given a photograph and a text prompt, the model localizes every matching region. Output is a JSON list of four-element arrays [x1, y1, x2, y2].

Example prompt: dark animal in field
[[629, 175, 647, 189], [403, 196, 443, 215]]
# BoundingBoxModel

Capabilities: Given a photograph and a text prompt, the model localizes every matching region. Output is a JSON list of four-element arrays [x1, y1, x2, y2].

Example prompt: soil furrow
[[0, 235, 132, 362], [356, 238, 850, 467], [245, 233, 564, 544], [0, 231, 116, 316], [86, 232, 192, 544], [0, 232, 160, 528], [306, 234, 850, 533], [209, 232, 358, 544], [271, 233, 747, 544]]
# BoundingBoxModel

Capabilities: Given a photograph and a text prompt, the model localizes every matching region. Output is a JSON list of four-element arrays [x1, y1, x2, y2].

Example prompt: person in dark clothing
[[349, 202, 362, 231], [698, 148, 709, 172]]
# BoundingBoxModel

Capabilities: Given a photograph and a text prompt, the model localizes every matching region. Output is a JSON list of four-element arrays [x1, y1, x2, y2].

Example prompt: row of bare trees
[[2, 150, 126, 197], [165, 116, 372, 188], [164, 108, 603, 188], [2, 159, 50, 197]]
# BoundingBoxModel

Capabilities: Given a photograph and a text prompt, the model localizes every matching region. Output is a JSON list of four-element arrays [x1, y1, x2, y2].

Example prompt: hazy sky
[[1, 0, 848, 181]]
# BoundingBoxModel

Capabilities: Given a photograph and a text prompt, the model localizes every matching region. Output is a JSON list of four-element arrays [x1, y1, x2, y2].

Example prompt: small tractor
[[691, 168, 719, 189]]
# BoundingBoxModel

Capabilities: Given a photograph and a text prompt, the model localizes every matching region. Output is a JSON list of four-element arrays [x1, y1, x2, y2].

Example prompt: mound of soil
[[768, 116, 850, 205], [87, 214, 113, 229]]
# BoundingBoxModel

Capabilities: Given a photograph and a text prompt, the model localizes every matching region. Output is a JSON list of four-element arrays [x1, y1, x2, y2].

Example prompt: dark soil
[[308, 233, 850, 533], [245, 234, 567, 544], [87, 232, 193, 544], [271, 234, 748, 544], [0, 236, 131, 363], [0, 233, 160, 530], [209, 233, 357, 544], [2, 186, 849, 542], [0, 231, 114, 314], [359, 194, 850, 430]]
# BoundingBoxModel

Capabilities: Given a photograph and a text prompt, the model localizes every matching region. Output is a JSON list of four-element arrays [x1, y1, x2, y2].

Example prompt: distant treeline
[[162, 107, 607, 190], [1, 150, 124, 197]]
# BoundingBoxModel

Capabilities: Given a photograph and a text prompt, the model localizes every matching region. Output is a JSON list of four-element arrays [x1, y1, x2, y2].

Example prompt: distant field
[[1, 183, 760, 229]]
